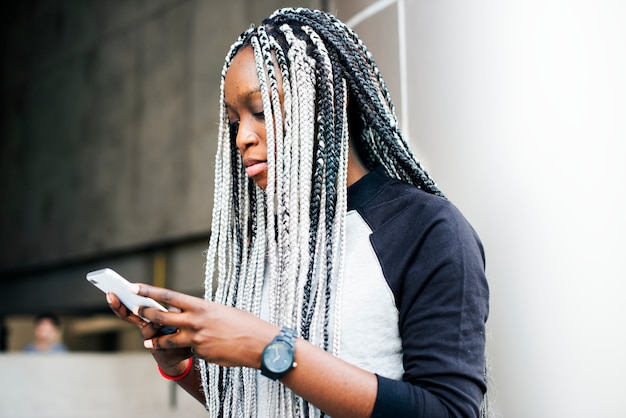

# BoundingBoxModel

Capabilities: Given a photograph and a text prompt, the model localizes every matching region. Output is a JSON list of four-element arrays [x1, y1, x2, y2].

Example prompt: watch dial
[[264, 341, 293, 373]]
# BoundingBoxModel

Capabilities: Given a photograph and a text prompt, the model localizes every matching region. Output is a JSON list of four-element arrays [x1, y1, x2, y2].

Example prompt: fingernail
[[131, 306, 140, 316], [144, 339, 154, 349], [105, 293, 113, 304], [128, 283, 140, 294]]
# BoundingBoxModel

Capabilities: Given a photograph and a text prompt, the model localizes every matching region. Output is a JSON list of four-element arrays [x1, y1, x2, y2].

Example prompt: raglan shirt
[[339, 167, 489, 418]]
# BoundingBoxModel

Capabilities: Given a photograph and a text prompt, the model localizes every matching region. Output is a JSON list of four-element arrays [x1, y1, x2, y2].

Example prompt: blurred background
[[1, 0, 625, 417]]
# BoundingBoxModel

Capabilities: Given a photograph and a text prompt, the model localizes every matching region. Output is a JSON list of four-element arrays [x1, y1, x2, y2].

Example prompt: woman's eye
[[253, 111, 265, 120], [229, 121, 240, 141]]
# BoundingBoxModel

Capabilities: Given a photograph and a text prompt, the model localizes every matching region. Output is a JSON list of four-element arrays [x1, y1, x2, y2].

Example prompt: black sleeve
[[366, 195, 489, 417]]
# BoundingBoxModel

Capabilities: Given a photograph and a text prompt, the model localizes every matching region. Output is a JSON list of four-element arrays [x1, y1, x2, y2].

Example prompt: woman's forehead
[[226, 48, 258, 81], [224, 46, 284, 99]]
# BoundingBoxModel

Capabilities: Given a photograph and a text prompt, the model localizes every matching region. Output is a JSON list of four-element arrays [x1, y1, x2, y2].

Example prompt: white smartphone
[[86, 268, 176, 334]]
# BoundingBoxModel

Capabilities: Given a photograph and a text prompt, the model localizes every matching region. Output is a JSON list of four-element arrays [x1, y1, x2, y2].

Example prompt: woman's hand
[[127, 284, 280, 369], [111, 283, 378, 417], [106, 291, 191, 370]]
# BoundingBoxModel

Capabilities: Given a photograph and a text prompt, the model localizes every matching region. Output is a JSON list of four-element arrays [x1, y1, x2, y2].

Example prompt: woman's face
[[224, 45, 368, 190], [224, 46, 281, 190]]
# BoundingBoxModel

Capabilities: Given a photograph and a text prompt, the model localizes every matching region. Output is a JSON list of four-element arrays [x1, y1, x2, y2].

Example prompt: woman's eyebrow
[[225, 88, 263, 109], [243, 88, 262, 99]]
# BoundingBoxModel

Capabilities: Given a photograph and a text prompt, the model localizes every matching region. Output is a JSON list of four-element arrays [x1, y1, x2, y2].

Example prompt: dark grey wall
[[0, 0, 324, 315], [1, 0, 322, 270]]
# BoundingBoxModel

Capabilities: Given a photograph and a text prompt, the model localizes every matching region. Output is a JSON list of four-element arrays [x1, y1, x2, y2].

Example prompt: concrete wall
[[0, 0, 323, 315], [0, 353, 207, 418], [0, 0, 321, 269]]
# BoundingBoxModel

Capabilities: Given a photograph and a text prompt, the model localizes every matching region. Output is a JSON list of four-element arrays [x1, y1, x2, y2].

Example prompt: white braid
[[280, 25, 316, 350], [203, 12, 358, 418], [202, 30, 247, 415], [252, 28, 291, 416]]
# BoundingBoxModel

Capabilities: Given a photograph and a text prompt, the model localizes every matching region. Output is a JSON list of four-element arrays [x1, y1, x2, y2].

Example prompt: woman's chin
[[251, 174, 267, 190]]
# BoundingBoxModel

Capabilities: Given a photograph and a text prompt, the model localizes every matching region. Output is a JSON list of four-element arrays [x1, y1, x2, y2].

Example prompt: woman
[[108, 8, 490, 417]]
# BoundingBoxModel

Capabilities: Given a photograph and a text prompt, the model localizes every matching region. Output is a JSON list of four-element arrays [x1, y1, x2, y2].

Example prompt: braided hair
[[202, 7, 444, 417]]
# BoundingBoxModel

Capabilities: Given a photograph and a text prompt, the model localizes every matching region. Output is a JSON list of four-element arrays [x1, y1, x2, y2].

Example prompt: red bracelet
[[158, 357, 193, 381]]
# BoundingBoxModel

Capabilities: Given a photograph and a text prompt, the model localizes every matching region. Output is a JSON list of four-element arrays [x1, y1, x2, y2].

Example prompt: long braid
[[270, 8, 444, 197], [204, 8, 447, 417], [279, 25, 316, 345], [304, 25, 344, 351]]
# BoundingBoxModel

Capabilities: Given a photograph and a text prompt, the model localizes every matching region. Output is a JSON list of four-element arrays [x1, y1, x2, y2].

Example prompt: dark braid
[[310, 30, 340, 349], [268, 8, 444, 197]]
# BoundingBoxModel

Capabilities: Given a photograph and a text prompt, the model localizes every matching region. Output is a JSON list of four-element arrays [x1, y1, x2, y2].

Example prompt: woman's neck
[[346, 145, 369, 187]]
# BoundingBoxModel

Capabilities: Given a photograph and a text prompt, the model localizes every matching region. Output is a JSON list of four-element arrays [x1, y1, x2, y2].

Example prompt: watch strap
[[277, 327, 297, 347]]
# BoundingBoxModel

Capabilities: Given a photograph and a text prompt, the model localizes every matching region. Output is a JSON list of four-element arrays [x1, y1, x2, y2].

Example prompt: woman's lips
[[245, 161, 268, 178]]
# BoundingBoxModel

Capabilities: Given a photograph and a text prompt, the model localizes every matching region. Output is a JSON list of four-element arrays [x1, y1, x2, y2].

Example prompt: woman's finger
[[143, 332, 186, 350], [129, 283, 197, 311], [106, 292, 144, 326], [139, 320, 167, 339]]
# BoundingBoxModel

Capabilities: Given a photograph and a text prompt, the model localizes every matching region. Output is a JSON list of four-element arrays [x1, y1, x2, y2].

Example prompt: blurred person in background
[[23, 312, 68, 353]]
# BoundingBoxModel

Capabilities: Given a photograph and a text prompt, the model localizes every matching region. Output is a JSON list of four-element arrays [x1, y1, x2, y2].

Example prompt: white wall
[[340, 1, 626, 417], [408, 3, 626, 417]]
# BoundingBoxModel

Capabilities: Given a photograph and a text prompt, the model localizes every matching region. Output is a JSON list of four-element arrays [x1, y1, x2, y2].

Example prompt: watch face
[[262, 341, 293, 373]]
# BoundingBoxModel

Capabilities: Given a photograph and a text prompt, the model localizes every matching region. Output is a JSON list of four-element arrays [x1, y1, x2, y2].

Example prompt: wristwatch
[[260, 327, 298, 380]]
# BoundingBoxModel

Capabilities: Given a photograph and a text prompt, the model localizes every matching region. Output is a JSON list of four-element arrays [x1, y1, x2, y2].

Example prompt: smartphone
[[86, 268, 177, 334]]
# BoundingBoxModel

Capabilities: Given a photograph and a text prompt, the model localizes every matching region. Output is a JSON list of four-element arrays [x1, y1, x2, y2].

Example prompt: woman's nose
[[235, 120, 259, 151]]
